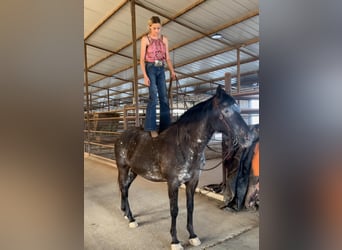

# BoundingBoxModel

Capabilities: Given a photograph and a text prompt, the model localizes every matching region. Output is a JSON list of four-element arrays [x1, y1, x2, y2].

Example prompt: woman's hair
[[148, 16, 161, 26]]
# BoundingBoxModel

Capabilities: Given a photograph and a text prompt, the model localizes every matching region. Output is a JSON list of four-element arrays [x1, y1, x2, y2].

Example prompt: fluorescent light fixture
[[211, 33, 223, 39]]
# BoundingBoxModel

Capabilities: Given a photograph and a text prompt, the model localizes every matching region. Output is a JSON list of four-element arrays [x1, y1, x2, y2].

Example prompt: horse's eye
[[222, 107, 229, 114], [232, 104, 241, 113]]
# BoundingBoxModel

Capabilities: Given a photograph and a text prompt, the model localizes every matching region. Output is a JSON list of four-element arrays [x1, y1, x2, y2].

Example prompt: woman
[[140, 16, 176, 137]]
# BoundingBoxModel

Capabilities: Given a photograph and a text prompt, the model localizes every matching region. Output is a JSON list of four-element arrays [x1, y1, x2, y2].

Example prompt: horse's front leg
[[185, 178, 201, 247], [168, 181, 183, 250]]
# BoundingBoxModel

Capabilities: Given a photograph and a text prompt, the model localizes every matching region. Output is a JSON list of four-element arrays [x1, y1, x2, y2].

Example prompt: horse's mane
[[173, 95, 215, 127]]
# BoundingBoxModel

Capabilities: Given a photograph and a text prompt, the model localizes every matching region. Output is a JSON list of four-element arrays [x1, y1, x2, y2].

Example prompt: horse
[[114, 85, 255, 250]]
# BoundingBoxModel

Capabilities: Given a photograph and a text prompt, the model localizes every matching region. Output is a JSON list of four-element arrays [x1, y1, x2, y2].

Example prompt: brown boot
[[150, 131, 158, 138]]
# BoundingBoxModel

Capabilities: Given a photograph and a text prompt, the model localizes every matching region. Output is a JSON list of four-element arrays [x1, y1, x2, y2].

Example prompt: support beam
[[84, 0, 129, 40], [86, 7, 259, 70], [237, 48, 241, 93], [225, 73, 231, 94], [87, 37, 259, 86], [130, 0, 139, 126], [84, 42, 91, 154]]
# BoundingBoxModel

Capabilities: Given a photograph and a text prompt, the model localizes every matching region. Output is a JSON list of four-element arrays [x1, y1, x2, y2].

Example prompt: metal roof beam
[[102, 59, 258, 101], [86, 5, 258, 70], [84, 0, 129, 40], [87, 37, 258, 86]]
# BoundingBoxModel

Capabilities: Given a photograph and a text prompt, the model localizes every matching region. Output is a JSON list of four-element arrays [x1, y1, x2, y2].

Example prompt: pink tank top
[[145, 35, 166, 62]]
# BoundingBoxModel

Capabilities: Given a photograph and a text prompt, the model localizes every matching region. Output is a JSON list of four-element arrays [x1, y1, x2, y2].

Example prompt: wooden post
[[84, 42, 91, 155], [237, 48, 241, 93], [224, 72, 231, 94], [123, 106, 128, 130], [107, 89, 110, 111], [130, 0, 139, 127], [222, 71, 233, 203]]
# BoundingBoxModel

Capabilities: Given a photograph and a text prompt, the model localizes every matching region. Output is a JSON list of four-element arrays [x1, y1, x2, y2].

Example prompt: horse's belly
[[143, 174, 167, 182], [131, 164, 166, 182]]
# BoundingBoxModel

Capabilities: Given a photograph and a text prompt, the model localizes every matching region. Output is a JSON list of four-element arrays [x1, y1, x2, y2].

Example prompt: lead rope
[[200, 147, 235, 171], [206, 136, 238, 153], [200, 111, 238, 171], [167, 76, 181, 119]]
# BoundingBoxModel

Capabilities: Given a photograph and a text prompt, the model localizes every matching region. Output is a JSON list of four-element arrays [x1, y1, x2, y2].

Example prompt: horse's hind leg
[[118, 166, 138, 228], [185, 179, 201, 247]]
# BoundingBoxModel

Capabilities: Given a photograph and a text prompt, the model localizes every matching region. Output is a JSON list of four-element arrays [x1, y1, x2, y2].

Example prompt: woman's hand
[[171, 71, 176, 80], [144, 75, 150, 86]]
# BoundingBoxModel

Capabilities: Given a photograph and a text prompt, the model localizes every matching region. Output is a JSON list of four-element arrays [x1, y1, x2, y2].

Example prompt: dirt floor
[[84, 155, 259, 250]]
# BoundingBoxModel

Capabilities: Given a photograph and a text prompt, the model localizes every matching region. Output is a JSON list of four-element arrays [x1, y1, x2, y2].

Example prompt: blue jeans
[[144, 62, 171, 132]]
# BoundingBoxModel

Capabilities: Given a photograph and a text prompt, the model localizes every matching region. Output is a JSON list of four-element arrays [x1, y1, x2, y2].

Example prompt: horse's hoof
[[189, 237, 201, 246], [128, 221, 138, 228], [170, 243, 183, 250]]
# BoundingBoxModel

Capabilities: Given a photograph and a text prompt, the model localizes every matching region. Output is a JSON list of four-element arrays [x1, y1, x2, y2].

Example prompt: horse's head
[[211, 86, 255, 148]]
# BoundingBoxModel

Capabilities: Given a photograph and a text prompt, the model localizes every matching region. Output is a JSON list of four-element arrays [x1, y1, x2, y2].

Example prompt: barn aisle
[[84, 156, 259, 250]]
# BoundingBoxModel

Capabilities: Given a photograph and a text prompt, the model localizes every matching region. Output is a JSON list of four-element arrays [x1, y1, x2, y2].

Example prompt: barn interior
[[84, 1, 259, 249], [84, 0, 259, 160]]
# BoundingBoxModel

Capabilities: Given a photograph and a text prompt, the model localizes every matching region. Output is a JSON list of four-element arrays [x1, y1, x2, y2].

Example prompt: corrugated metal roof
[[84, 0, 259, 111]]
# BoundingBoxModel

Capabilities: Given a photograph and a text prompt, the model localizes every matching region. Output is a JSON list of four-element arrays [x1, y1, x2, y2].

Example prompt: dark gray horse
[[114, 86, 255, 250], [221, 124, 260, 211]]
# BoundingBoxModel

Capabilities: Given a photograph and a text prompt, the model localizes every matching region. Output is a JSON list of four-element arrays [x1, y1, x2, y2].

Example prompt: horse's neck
[[178, 119, 215, 154], [194, 127, 214, 152]]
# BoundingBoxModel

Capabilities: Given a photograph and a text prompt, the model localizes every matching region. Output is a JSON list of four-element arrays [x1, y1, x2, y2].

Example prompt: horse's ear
[[216, 85, 224, 97]]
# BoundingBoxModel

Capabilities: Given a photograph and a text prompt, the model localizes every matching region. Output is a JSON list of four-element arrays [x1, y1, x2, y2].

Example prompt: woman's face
[[149, 23, 161, 36]]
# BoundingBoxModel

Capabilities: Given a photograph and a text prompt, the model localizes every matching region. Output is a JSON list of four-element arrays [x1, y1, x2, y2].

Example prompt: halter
[[219, 111, 233, 133], [200, 102, 240, 171]]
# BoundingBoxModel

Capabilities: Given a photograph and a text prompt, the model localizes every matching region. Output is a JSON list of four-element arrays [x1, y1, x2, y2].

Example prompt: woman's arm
[[140, 36, 150, 86], [163, 36, 176, 80]]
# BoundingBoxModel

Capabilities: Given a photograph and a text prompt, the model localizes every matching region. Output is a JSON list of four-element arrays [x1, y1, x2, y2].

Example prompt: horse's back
[[114, 127, 166, 181], [115, 127, 148, 162]]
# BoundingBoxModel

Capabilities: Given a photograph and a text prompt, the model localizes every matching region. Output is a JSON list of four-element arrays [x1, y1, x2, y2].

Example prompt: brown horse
[[114, 86, 255, 250]]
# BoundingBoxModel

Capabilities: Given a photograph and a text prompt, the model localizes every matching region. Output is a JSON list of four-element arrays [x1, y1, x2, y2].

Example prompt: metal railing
[[84, 105, 147, 160]]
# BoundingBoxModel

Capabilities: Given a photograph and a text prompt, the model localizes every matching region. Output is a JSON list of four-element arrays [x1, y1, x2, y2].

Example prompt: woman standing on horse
[[140, 16, 176, 138]]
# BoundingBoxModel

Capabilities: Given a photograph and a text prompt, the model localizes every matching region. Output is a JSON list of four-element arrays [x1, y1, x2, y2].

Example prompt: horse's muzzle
[[241, 131, 256, 148]]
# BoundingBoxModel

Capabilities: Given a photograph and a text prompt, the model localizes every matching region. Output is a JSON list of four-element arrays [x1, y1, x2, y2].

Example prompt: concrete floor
[[84, 155, 259, 250]]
